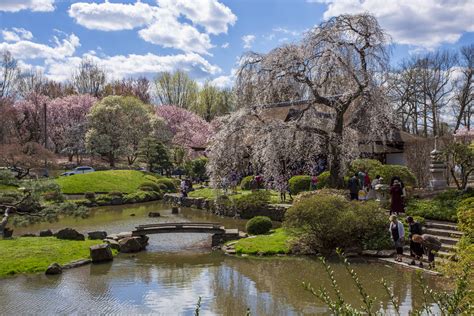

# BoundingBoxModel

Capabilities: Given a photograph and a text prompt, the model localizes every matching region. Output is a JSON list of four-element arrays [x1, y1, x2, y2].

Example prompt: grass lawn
[[189, 187, 284, 204], [0, 237, 106, 277], [0, 184, 17, 192], [231, 228, 290, 255], [56, 170, 159, 194]]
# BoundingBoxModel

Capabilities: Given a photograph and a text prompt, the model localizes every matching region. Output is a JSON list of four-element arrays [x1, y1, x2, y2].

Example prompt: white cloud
[[0, 33, 80, 60], [310, 0, 474, 50], [210, 75, 233, 88], [68, 0, 236, 55], [272, 27, 300, 37], [2, 28, 33, 42], [242, 35, 256, 49], [221, 42, 229, 48], [138, 10, 213, 55], [157, 0, 237, 35], [45, 52, 221, 82], [68, 1, 157, 31], [0, 0, 54, 12]]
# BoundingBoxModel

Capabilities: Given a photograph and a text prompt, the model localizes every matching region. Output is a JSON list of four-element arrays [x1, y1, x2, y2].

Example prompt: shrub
[[42, 190, 64, 202], [138, 181, 161, 192], [370, 164, 417, 187], [246, 216, 273, 235], [108, 191, 123, 198], [84, 192, 96, 201], [349, 159, 382, 175], [156, 178, 177, 193], [0, 170, 18, 186], [406, 190, 474, 222], [317, 171, 330, 189], [240, 176, 254, 190], [185, 158, 208, 181], [284, 192, 389, 254], [288, 175, 312, 195], [457, 197, 474, 238], [233, 190, 271, 213]]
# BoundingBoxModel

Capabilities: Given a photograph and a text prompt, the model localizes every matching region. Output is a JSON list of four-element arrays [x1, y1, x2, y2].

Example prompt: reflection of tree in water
[[211, 257, 444, 315]]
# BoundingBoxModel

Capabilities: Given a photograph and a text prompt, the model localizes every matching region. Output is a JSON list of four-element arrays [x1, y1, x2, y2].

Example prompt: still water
[[1, 202, 446, 315]]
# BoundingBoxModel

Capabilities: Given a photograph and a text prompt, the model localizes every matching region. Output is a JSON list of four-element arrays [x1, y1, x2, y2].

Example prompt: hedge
[[288, 175, 312, 195]]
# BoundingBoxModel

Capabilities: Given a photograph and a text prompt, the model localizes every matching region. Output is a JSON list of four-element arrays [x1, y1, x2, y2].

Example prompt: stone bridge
[[132, 222, 244, 247]]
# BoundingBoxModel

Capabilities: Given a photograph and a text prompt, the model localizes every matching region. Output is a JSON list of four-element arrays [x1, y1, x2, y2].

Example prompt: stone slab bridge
[[131, 222, 244, 247]]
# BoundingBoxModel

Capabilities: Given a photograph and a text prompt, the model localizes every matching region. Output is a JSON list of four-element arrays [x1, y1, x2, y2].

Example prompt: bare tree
[[103, 77, 151, 103], [72, 58, 106, 97], [453, 44, 473, 132], [234, 13, 391, 187], [0, 50, 19, 99], [153, 70, 198, 108]]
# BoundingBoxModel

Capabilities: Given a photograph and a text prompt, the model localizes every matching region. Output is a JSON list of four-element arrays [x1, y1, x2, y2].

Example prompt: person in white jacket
[[389, 215, 405, 262], [0, 208, 10, 238]]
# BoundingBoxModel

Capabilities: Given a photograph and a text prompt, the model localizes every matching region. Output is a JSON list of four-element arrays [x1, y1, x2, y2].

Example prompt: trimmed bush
[[284, 192, 390, 254], [108, 191, 123, 198], [370, 164, 417, 187], [317, 171, 330, 189], [0, 170, 18, 186], [349, 159, 383, 175], [288, 175, 311, 195], [233, 190, 271, 213], [138, 181, 161, 192], [240, 176, 254, 190], [246, 216, 273, 235], [457, 197, 474, 238], [156, 178, 177, 193]]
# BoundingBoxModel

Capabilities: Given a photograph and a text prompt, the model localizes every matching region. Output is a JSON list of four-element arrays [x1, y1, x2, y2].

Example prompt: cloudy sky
[[1, 0, 473, 87]]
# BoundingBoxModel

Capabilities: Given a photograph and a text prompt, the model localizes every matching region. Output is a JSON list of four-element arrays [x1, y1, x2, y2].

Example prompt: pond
[[2, 202, 446, 315]]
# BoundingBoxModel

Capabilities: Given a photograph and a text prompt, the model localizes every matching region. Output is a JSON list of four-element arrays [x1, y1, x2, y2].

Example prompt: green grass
[[189, 187, 284, 204], [56, 170, 160, 194], [0, 184, 17, 192], [231, 228, 290, 255], [0, 237, 106, 277]]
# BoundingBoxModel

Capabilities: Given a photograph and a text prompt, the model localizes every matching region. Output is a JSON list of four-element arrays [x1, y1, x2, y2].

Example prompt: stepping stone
[[90, 244, 113, 263]]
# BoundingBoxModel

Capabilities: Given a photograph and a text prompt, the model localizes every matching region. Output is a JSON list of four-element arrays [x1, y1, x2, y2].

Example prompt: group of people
[[347, 172, 384, 201], [180, 179, 193, 197], [389, 215, 442, 269]]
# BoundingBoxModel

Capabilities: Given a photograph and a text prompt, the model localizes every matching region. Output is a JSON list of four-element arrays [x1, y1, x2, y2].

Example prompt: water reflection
[[2, 202, 445, 315]]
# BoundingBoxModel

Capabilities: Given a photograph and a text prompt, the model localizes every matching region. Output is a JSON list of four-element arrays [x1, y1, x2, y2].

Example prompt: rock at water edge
[[45, 263, 62, 275], [88, 231, 107, 240], [90, 244, 113, 263], [39, 229, 53, 237], [118, 237, 143, 253], [55, 228, 85, 241]]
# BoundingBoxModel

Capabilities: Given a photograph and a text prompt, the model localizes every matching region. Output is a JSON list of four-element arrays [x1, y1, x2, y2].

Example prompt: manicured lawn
[[189, 187, 284, 204], [0, 237, 105, 277], [56, 170, 160, 194], [0, 184, 17, 191], [232, 228, 290, 255]]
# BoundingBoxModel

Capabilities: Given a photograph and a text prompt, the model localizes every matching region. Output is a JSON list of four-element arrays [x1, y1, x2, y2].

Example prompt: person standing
[[406, 216, 424, 266], [0, 208, 10, 239], [180, 179, 188, 198], [412, 234, 442, 269], [310, 175, 318, 190], [389, 215, 405, 262], [367, 175, 382, 200], [348, 173, 360, 200], [390, 179, 405, 215]]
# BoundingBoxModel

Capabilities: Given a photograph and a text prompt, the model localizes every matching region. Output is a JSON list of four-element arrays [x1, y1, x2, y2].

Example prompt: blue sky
[[1, 0, 473, 87]]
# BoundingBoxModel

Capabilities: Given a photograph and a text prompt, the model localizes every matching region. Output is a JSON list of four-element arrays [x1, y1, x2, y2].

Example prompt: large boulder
[[104, 239, 121, 251], [55, 228, 85, 241], [39, 229, 53, 237], [45, 263, 62, 275], [90, 244, 113, 263], [118, 237, 144, 253], [88, 231, 107, 240]]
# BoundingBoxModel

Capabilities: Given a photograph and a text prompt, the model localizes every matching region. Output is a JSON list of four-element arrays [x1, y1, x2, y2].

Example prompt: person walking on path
[[390, 179, 405, 215], [412, 234, 442, 269], [389, 215, 405, 262], [348, 173, 360, 200], [406, 216, 424, 266]]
